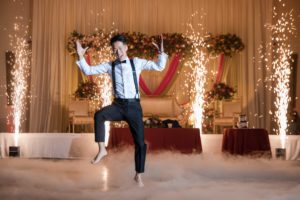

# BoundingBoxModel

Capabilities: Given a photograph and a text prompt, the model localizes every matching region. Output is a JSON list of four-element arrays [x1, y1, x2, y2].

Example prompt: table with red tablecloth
[[108, 128, 202, 153], [222, 128, 271, 156]]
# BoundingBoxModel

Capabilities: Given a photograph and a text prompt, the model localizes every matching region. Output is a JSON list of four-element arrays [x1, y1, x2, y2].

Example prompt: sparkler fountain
[[185, 13, 208, 134], [7, 20, 31, 157], [269, 0, 295, 159]]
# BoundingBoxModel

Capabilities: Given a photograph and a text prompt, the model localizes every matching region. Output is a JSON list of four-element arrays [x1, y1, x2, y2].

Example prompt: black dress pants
[[94, 99, 147, 173]]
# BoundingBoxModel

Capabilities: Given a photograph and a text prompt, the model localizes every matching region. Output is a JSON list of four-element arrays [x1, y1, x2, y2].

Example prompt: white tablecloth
[[0, 133, 80, 158], [285, 135, 300, 160], [201, 134, 300, 160], [1, 133, 299, 160]]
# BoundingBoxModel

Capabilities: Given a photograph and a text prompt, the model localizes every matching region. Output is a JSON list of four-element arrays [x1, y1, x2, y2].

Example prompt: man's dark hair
[[110, 34, 127, 46]]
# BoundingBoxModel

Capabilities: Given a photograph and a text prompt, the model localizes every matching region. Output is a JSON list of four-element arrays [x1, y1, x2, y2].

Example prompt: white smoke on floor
[[0, 150, 300, 200]]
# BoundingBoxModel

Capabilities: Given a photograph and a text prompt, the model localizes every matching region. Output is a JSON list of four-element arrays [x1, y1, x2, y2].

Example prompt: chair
[[68, 99, 94, 133], [140, 96, 183, 121], [213, 99, 242, 134]]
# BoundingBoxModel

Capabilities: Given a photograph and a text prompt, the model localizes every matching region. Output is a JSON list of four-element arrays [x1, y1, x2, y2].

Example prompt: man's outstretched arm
[[140, 34, 168, 71], [75, 40, 110, 75]]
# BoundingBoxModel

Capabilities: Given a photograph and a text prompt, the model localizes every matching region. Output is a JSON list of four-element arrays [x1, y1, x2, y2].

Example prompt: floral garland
[[74, 80, 99, 99], [67, 30, 193, 61], [206, 82, 235, 101], [202, 33, 245, 57]]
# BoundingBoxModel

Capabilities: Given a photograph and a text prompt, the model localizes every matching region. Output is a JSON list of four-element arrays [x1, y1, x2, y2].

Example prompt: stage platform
[[0, 131, 299, 160]]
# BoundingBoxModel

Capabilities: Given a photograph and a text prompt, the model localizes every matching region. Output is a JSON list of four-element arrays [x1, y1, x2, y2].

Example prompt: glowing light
[[101, 166, 109, 191], [272, 2, 295, 148], [185, 13, 208, 134], [8, 22, 31, 146], [260, 0, 295, 148], [89, 30, 115, 146]]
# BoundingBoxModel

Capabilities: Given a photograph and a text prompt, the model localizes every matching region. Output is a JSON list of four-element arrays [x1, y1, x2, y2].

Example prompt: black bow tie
[[116, 60, 126, 64]]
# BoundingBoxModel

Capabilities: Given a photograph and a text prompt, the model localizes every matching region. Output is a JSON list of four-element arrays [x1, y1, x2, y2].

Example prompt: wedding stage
[[1, 130, 299, 160]]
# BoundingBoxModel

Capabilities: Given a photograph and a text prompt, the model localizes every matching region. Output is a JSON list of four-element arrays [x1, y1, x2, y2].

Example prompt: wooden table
[[222, 128, 271, 156], [108, 128, 202, 153]]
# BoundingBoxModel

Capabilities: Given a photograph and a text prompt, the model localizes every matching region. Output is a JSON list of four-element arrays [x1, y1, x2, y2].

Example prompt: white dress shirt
[[76, 53, 168, 99]]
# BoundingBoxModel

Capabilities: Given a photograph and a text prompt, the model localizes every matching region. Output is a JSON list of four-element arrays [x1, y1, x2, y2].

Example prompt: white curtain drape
[[30, 0, 273, 132]]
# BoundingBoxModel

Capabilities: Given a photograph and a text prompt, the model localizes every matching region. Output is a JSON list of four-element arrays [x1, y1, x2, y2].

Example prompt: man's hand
[[152, 34, 164, 53], [76, 40, 88, 59]]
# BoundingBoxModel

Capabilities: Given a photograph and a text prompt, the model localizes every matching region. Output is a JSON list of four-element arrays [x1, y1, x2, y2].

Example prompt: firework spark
[[261, 0, 296, 148], [8, 22, 31, 146], [89, 30, 115, 146], [272, 3, 295, 148], [185, 13, 208, 134]]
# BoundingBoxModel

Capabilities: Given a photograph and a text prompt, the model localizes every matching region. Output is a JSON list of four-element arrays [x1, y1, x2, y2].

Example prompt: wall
[[0, 0, 299, 132]]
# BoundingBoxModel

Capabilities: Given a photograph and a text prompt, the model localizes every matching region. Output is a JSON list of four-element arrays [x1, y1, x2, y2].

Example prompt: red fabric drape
[[139, 54, 181, 96], [153, 54, 181, 95], [215, 53, 225, 83], [139, 77, 153, 95]]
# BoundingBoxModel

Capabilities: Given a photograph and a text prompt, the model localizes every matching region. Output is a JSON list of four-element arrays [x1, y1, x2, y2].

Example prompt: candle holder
[[275, 148, 286, 160], [9, 146, 20, 157]]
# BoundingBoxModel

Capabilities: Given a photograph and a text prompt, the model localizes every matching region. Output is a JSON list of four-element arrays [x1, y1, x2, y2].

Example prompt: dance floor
[[0, 150, 300, 200], [1, 131, 300, 199]]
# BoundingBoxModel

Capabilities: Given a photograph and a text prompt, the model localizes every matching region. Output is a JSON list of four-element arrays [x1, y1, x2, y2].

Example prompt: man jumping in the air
[[76, 34, 168, 187]]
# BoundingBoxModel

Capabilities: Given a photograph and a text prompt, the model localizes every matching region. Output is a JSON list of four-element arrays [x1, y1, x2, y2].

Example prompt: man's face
[[112, 41, 128, 61]]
